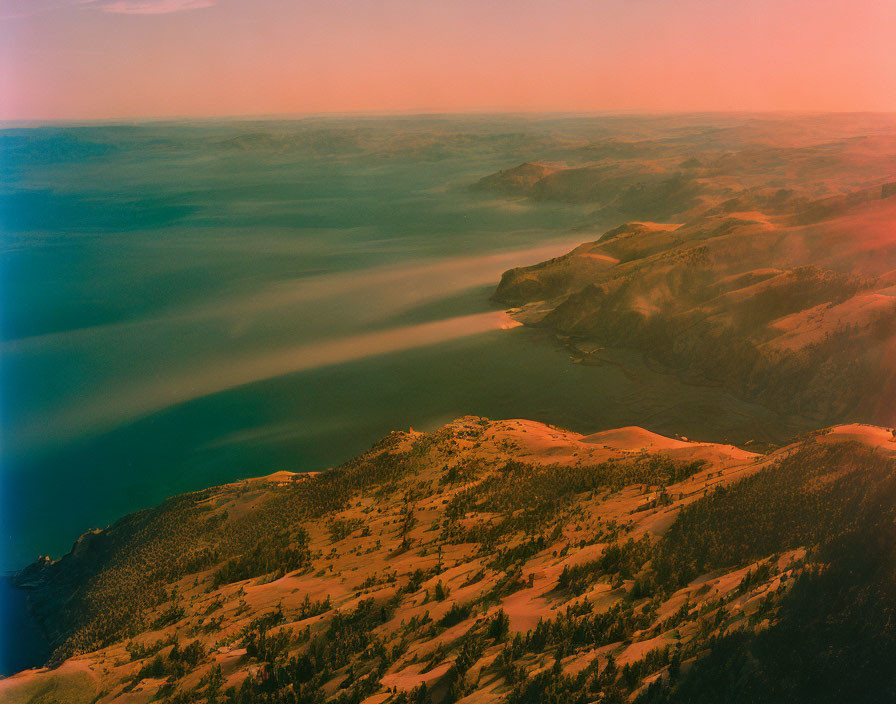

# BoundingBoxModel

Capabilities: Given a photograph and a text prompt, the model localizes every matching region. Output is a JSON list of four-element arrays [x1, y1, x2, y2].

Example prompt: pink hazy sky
[[2, 0, 895, 121]]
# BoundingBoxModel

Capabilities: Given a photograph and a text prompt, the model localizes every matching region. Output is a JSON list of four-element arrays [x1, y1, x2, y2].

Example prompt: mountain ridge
[[5, 417, 896, 703]]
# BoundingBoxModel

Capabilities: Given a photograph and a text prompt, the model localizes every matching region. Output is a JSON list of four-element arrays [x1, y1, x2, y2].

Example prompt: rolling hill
[[486, 132, 896, 427]]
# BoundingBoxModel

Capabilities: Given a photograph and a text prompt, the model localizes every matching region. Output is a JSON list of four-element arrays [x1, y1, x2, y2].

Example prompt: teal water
[[0, 117, 792, 581], [0, 575, 49, 674]]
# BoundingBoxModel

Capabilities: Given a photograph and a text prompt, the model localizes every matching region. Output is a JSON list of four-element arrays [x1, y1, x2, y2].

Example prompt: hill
[[5, 417, 896, 703], [486, 132, 896, 427]]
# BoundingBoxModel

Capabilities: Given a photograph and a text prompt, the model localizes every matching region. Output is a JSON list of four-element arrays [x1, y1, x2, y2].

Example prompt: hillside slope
[[5, 418, 896, 704], [480, 126, 896, 428]]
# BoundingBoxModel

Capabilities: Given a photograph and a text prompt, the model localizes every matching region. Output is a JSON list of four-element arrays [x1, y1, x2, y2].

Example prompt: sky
[[1, 0, 895, 121]]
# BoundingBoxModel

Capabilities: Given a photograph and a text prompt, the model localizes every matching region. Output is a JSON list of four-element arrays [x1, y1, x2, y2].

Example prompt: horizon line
[[4, 107, 896, 130]]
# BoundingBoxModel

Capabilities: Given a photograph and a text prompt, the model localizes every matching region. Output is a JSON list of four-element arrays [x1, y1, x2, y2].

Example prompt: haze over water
[[0, 117, 792, 572]]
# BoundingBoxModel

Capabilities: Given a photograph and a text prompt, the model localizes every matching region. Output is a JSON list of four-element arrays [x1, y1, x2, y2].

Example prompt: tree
[[489, 609, 510, 641]]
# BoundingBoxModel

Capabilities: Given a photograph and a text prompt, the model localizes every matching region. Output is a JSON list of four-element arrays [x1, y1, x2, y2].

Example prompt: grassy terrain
[[5, 417, 896, 703]]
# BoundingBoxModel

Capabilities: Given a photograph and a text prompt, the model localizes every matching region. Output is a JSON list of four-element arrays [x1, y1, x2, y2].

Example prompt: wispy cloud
[[0, 0, 65, 20], [80, 0, 215, 14]]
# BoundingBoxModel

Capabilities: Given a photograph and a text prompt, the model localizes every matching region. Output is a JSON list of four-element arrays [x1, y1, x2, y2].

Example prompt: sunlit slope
[[5, 417, 896, 703]]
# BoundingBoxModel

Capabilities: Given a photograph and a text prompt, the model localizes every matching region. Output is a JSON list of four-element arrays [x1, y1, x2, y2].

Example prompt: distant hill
[[4, 417, 896, 703], [472, 162, 560, 194], [488, 132, 896, 428]]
